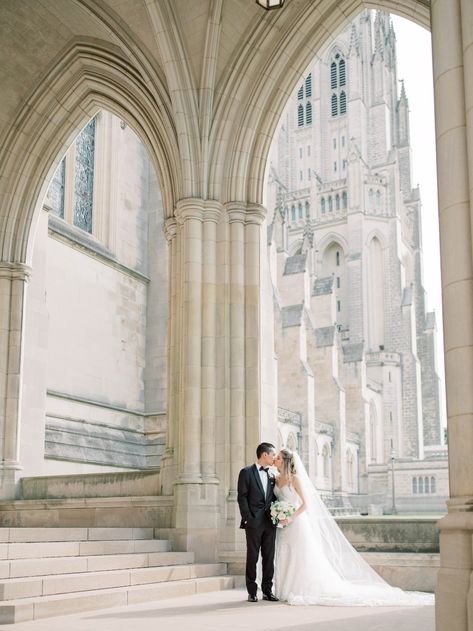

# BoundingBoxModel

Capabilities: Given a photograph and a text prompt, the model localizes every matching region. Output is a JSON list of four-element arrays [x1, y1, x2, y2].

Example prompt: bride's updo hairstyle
[[280, 448, 297, 480]]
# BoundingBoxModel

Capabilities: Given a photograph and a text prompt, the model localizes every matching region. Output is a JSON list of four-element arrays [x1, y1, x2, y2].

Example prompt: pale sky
[[390, 14, 446, 427]]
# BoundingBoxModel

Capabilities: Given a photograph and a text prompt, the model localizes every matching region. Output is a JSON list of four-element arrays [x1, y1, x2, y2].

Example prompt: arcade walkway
[[7, 588, 434, 631]]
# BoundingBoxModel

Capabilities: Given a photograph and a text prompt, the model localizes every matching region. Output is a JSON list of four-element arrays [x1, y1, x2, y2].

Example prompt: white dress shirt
[[256, 462, 269, 494]]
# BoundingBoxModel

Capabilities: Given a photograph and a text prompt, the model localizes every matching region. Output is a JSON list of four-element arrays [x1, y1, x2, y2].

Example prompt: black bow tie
[[259, 466, 269, 473]]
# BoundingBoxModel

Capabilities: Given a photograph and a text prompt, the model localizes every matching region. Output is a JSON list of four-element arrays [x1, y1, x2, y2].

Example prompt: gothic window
[[297, 85, 303, 100], [330, 62, 337, 89], [376, 190, 381, 207], [331, 53, 347, 118], [322, 444, 330, 478], [287, 433, 297, 451], [298, 203, 303, 219], [298, 104, 304, 126], [342, 136, 345, 147], [419, 477, 424, 493], [299, 147, 303, 159], [305, 73, 312, 98], [331, 93, 338, 117], [337, 300, 341, 312], [305, 201, 310, 217], [424, 476, 430, 493], [369, 189, 374, 209], [431, 477, 436, 493], [299, 170, 303, 181], [342, 191, 348, 208], [307, 145, 311, 156], [47, 158, 66, 219], [306, 101, 312, 125], [328, 196, 333, 212], [412, 478, 417, 494], [336, 250, 340, 266], [291, 205, 296, 221], [336, 276, 340, 288], [334, 162, 337, 172], [339, 59, 346, 86], [333, 138, 336, 149], [346, 450, 354, 485], [342, 159, 347, 170], [336, 194, 340, 210], [321, 197, 326, 214], [73, 117, 96, 233], [308, 169, 311, 180]]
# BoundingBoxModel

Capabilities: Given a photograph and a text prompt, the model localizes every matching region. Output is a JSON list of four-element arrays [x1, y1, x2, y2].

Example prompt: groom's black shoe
[[247, 594, 258, 602], [262, 592, 279, 602]]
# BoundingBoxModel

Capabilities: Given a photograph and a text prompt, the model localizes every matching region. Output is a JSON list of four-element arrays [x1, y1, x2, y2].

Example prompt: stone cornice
[[0, 262, 32, 282]]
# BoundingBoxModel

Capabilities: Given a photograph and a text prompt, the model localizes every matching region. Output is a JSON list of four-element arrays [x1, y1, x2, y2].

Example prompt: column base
[[173, 481, 220, 562], [159, 451, 178, 495], [0, 463, 22, 500], [436, 500, 473, 631]]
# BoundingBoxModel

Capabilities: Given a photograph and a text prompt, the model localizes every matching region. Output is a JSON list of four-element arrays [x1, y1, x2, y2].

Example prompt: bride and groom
[[237, 442, 434, 606]]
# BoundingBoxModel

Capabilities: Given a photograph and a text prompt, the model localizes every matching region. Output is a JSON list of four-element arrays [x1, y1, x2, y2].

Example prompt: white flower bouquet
[[270, 500, 296, 528]]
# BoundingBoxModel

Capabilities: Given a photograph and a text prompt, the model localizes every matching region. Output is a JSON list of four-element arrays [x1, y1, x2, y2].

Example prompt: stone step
[[0, 538, 170, 560], [0, 527, 155, 543], [0, 574, 236, 624], [0, 563, 227, 600], [0, 550, 195, 579]]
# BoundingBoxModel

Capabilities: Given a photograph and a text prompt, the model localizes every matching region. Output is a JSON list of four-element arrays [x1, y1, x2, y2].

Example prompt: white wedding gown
[[274, 483, 434, 607]]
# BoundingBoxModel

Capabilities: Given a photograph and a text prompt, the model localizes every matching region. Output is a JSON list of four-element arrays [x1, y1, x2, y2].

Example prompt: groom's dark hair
[[256, 442, 275, 459]]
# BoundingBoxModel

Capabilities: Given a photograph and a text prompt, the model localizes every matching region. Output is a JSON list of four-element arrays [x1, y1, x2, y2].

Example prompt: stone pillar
[[0, 263, 30, 499], [432, 1, 473, 629], [160, 218, 178, 495], [169, 198, 220, 561], [227, 203, 246, 499]]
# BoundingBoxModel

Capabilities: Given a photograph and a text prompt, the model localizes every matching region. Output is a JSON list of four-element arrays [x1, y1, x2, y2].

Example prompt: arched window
[[322, 444, 330, 478], [321, 197, 326, 214], [305, 201, 310, 218], [419, 477, 424, 493], [298, 104, 304, 127], [412, 478, 417, 494], [369, 189, 374, 209], [73, 117, 96, 233], [306, 101, 312, 125], [336, 251, 340, 266], [431, 477, 436, 494], [47, 158, 66, 219], [342, 191, 348, 209], [328, 196, 333, 212], [424, 476, 430, 493], [330, 62, 337, 89], [376, 190, 381, 207], [331, 93, 338, 117], [297, 85, 303, 100], [339, 58, 346, 86], [305, 73, 312, 98], [336, 194, 340, 210], [291, 205, 296, 221], [346, 450, 354, 485], [298, 203, 303, 219], [340, 91, 347, 114], [287, 433, 297, 451]]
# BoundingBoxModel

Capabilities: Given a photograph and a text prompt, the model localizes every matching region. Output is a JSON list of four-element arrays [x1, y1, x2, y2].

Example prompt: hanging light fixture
[[256, 0, 285, 9]]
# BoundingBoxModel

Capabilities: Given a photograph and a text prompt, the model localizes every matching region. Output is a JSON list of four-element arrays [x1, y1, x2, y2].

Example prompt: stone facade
[[266, 11, 446, 513]]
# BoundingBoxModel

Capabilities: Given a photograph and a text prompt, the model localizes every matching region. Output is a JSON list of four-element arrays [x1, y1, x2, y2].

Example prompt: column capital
[[175, 198, 205, 224], [203, 200, 223, 224], [0, 262, 32, 282], [163, 217, 178, 242], [225, 201, 267, 225]]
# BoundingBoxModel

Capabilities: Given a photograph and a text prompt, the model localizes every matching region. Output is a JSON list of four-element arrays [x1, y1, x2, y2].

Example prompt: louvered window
[[340, 91, 347, 114], [339, 59, 346, 86], [306, 101, 312, 125], [298, 104, 304, 127], [305, 73, 312, 97], [331, 94, 338, 117], [331, 62, 337, 89]]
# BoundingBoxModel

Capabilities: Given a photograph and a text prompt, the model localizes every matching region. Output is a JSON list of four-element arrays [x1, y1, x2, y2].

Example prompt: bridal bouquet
[[270, 500, 296, 528]]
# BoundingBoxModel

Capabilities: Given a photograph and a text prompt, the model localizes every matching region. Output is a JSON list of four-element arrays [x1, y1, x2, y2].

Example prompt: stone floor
[[8, 588, 435, 631]]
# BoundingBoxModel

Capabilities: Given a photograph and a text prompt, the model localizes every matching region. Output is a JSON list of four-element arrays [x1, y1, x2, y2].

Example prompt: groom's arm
[[237, 468, 252, 523]]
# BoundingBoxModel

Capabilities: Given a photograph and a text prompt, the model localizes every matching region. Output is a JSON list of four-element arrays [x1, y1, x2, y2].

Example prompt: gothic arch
[[365, 229, 387, 249], [288, 239, 304, 256], [0, 40, 179, 265], [209, 0, 430, 204], [317, 232, 349, 257]]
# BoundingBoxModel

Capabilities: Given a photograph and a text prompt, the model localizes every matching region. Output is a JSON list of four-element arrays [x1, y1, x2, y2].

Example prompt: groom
[[237, 442, 279, 603]]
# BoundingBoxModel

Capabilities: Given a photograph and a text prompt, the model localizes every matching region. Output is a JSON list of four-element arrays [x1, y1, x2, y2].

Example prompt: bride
[[273, 448, 434, 606]]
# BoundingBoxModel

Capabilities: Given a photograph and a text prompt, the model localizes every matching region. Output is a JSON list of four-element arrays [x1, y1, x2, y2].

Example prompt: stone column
[[245, 204, 266, 461], [227, 203, 246, 499], [201, 201, 222, 483], [432, 1, 473, 630], [160, 217, 178, 495], [170, 198, 220, 561], [0, 263, 30, 499]]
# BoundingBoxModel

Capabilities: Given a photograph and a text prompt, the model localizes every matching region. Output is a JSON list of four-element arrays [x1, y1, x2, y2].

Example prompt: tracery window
[[73, 117, 96, 233], [331, 53, 347, 117]]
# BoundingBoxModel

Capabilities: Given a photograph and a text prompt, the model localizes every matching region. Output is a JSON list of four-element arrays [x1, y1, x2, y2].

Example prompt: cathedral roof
[[284, 253, 307, 275], [281, 304, 303, 328], [313, 276, 333, 295]]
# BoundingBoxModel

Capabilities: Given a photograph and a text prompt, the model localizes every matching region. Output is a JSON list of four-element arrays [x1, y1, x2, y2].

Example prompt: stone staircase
[[0, 527, 234, 624]]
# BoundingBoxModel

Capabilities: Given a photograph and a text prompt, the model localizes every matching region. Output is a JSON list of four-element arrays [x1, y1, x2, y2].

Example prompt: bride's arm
[[279, 475, 306, 525]]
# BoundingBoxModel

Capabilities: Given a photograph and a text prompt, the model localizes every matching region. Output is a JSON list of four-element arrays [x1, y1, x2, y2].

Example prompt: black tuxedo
[[237, 464, 277, 597]]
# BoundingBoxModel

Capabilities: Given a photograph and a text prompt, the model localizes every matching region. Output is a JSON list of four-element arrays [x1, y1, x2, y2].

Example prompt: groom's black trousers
[[245, 516, 276, 597]]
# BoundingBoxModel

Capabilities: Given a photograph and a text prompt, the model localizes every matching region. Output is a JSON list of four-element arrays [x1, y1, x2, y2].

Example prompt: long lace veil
[[292, 452, 388, 587]]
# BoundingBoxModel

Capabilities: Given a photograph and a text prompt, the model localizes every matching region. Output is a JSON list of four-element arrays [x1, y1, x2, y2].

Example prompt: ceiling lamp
[[256, 0, 285, 9]]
